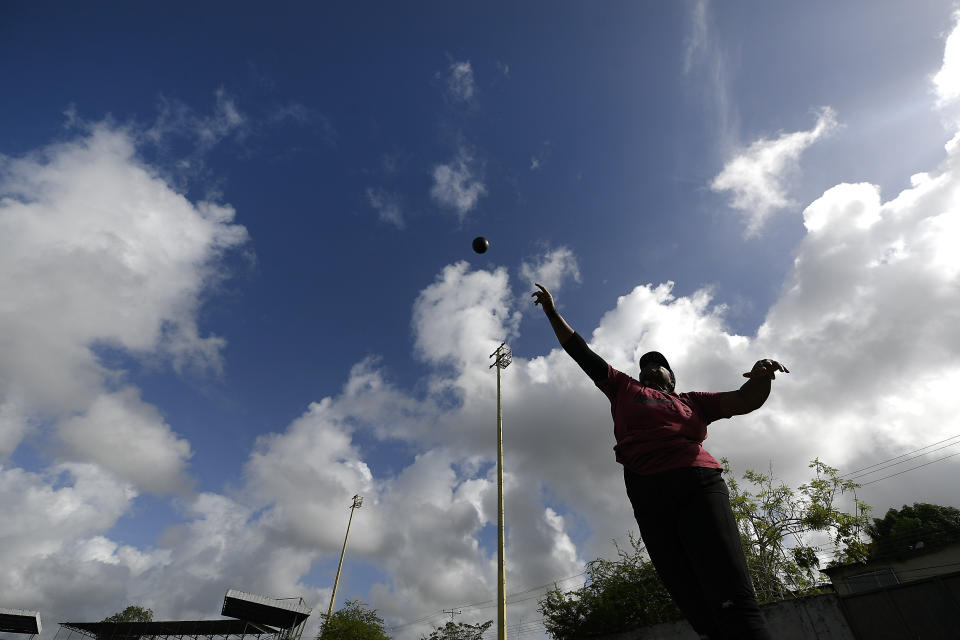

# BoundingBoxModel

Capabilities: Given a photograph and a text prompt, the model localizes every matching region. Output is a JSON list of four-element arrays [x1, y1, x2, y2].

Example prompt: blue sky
[[3, 2, 960, 638]]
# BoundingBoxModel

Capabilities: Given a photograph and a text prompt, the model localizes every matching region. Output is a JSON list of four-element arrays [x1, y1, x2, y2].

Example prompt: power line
[[480, 617, 547, 640], [386, 572, 585, 631], [858, 450, 960, 486], [451, 575, 587, 616], [455, 572, 586, 614], [841, 434, 960, 479], [507, 572, 587, 600], [846, 440, 960, 482]]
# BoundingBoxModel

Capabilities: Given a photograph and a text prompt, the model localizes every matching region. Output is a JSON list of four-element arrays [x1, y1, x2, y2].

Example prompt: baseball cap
[[639, 351, 672, 373]]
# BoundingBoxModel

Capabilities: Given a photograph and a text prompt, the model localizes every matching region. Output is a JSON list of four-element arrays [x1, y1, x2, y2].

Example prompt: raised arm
[[719, 359, 790, 416], [532, 283, 607, 383]]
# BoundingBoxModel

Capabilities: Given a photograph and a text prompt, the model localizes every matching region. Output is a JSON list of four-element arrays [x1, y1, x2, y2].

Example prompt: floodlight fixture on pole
[[325, 494, 363, 630], [489, 342, 512, 640]]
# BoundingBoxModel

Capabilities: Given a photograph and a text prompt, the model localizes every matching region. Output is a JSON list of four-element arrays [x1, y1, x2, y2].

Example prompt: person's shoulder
[[678, 391, 736, 420], [677, 390, 720, 407], [611, 367, 642, 386], [598, 365, 634, 392]]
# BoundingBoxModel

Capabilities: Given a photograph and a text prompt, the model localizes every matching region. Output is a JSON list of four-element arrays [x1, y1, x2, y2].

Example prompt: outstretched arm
[[720, 359, 790, 415], [532, 283, 607, 383]]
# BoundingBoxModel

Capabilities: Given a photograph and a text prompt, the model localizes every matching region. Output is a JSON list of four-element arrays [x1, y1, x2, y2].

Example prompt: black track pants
[[623, 466, 772, 640]]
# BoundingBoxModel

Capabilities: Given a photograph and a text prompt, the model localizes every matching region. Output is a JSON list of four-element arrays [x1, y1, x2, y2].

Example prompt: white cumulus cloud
[[711, 107, 838, 235], [59, 388, 193, 495], [412, 262, 520, 374], [519, 247, 582, 293], [0, 463, 137, 610], [933, 10, 960, 109], [0, 123, 247, 494], [430, 147, 487, 220]]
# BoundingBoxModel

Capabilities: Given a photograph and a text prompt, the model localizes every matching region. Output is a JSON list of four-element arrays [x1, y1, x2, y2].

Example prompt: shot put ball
[[472, 236, 489, 254]]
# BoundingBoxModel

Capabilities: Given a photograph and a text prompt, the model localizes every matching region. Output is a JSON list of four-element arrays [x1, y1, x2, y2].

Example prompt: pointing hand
[[531, 283, 557, 315]]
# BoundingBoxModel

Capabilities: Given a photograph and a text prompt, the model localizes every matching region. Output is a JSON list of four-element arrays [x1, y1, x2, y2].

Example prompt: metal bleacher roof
[[59, 619, 277, 640], [57, 588, 312, 640], [220, 590, 311, 632], [0, 608, 42, 635]]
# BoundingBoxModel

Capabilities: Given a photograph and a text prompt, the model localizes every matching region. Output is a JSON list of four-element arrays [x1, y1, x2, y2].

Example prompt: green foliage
[[537, 533, 682, 639], [867, 502, 960, 559], [420, 620, 492, 640], [102, 606, 154, 623], [317, 600, 390, 640], [724, 458, 871, 602]]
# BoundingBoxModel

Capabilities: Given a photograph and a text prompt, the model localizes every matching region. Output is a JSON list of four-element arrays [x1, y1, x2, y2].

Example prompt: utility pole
[[489, 342, 512, 640], [325, 494, 363, 629]]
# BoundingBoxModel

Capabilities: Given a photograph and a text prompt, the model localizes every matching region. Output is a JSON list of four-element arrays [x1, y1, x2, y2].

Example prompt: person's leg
[[674, 468, 771, 640], [624, 468, 722, 638]]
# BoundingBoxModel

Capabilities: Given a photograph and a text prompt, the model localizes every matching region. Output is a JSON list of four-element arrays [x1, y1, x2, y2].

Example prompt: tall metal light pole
[[326, 494, 363, 628], [489, 342, 512, 640]]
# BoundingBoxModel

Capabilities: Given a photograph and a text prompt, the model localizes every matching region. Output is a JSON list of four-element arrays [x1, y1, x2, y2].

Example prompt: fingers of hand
[[531, 283, 554, 308], [743, 359, 790, 379], [765, 360, 790, 374]]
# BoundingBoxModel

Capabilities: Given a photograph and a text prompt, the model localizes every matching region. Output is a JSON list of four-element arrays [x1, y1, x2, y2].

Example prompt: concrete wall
[[598, 594, 855, 640], [759, 595, 855, 640], [839, 571, 960, 639]]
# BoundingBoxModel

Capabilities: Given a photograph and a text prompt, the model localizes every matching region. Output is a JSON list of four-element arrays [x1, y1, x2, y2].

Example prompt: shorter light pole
[[326, 494, 363, 627]]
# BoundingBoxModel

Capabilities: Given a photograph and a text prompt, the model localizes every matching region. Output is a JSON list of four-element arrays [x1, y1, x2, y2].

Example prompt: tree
[[867, 502, 960, 559], [420, 620, 492, 640], [725, 458, 871, 602], [538, 459, 871, 638], [317, 599, 390, 640], [102, 606, 154, 623], [538, 533, 682, 639]]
